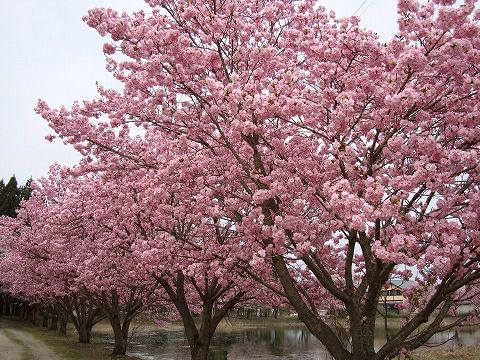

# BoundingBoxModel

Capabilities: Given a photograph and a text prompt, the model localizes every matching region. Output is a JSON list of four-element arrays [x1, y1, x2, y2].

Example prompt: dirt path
[[0, 328, 24, 360], [0, 321, 61, 360]]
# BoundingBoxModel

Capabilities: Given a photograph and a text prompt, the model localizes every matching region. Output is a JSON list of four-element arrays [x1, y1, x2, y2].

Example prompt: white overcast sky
[[0, 0, 399, 183]]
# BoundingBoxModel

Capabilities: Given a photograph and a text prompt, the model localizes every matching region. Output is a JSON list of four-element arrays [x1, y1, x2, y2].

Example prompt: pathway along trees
[[37, 0, 480, 359]]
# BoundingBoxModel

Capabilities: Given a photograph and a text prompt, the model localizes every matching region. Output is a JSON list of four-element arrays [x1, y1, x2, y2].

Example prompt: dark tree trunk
[[175, 299, 216, 360], [33, 305, 40, 325], [77, 324, 92, 343], [40, 307, 50, 328], [59, 312, 68, 335], [25, 304, 32, 320], [11, 303, 17, 317], [157, 272, 245, 360], [19, 302, 25, 319], [23, 304, 30, 320], [29, 304, 38, 325], [70, 299, 103, 344], [50, 315, 58, 331], [109, 314, 130, 355], [5, 297, 11, 316], [191, 341, 211, 360], [14, 303, 22, 317], [189, 305, 214, 360], [104, 291, 132, 356]]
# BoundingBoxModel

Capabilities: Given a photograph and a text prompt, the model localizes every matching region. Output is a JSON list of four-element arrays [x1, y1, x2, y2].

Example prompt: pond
[[95, 322, 480, 360]]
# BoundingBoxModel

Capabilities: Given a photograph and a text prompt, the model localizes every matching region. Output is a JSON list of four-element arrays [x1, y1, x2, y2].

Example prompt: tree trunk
[[42, 315, 49, 327], [189, 304, 214, 360], [77, 324, 92, 343], [29, 304, 38, 325], [14, 303, 21, 317], [191, 341, 211, 360], [157, 273, 246, 360], [70, 301, 103, 344], [24, 304, 30, 320], [5, 297, 11, 316], [59, 312, 68, 335], [19, 303, 25, 319], [50, 315, 58, 331], [24, 304, 29, 319], [271, 255, 352, 360], [109, 314, 129, 355]]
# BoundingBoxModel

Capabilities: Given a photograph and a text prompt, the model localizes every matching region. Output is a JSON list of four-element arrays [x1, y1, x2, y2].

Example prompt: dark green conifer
[[18, 178, 33, 202], [0, 176, 19, 218]]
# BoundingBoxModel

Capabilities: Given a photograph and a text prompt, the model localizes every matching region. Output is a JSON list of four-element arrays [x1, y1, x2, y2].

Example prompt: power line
[[358, 0, 379, 17], [352, 0, 369, 16]]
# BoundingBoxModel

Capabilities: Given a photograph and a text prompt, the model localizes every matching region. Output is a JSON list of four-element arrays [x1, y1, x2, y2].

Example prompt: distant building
[[379, 279, 413, 313]]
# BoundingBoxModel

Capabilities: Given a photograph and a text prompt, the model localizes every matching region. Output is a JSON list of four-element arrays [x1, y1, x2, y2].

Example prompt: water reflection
[[95, 324, 480, 360], [208, 328, 332, 360]]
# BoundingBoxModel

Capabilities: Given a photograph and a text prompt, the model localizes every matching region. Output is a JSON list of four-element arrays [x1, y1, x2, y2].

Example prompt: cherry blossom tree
[[0, 168, 163, 354], [1, 162, 278, 358], [36, 0, 480, 359], [126, 159, 282, 360], [0, 184, 105, 343], [75, 153, 278, 359]]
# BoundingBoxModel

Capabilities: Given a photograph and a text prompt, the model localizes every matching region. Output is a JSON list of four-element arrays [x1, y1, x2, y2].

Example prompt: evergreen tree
[[0, 176, 19, 218], [18, 178, 33, 202], [0, 176, 20, 315], [0, 177, 33, 218]]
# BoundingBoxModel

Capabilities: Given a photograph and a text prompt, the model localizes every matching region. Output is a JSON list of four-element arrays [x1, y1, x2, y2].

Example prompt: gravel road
[[0, 320, 60, 360]]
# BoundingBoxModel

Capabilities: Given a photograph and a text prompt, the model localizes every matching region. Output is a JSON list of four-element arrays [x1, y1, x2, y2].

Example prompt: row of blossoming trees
[[1, 0, 480, 359], [0, 164, 281, 357]]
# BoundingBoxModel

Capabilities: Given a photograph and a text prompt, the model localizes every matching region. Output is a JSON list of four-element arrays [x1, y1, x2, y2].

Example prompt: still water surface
[[96, 324, 480, 360]]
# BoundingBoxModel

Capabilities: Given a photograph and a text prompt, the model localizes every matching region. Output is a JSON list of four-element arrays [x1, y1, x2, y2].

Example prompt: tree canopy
[[1, 1, 480, 359]]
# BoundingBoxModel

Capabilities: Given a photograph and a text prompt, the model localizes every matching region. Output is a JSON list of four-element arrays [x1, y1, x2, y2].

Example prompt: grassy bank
[[413, 345, 480, 360]]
